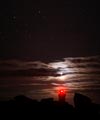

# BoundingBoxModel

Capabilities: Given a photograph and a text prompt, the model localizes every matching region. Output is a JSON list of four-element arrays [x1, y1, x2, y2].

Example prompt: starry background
[[0, 0, 99, 60], [0, 0, 100, 104]]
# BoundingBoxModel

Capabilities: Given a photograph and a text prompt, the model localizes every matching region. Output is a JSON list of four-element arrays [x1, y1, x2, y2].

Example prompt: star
[[38, 10, 41, 14], [12, 16, 16, 20]]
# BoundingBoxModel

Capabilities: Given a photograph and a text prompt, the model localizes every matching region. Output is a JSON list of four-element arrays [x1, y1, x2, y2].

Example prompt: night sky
[[0, 0, 100, 60], [0, 0, 100, 104]]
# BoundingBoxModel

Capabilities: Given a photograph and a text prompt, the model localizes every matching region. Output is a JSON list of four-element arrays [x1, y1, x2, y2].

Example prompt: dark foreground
[[0, 93, 100, 119]]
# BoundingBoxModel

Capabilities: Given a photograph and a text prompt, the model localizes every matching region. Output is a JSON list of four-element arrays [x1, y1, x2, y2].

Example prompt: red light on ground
[[58, 89, 65, 95], [58, 89, 66, 102], [60, 90, 64, 93]]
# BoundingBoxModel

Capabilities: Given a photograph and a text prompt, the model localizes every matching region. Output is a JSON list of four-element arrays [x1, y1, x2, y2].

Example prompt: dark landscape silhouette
[[0, 93, 100, 119]]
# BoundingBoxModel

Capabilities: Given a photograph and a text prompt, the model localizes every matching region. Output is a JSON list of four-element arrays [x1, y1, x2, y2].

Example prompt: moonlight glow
[[49, 62, 68, 69], [49, 61, 74, 76]]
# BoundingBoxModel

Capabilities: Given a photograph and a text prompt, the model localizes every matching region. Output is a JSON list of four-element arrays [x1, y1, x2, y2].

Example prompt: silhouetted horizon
[[0, 92, 100, 119]]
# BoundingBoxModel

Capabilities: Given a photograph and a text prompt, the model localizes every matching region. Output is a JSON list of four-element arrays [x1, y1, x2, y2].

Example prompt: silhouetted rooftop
[[0, 93, 100, 119]]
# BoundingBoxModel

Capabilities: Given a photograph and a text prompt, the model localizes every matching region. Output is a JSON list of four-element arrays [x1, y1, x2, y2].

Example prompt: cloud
[[64, 55, 100, 62], [0, 56, 100, 103], [0, 60, 58, 77], [0, 68, 58, 77], [0, 60, 51, 70], [49, 55, 100, 75], [0, 55, 100, 77]]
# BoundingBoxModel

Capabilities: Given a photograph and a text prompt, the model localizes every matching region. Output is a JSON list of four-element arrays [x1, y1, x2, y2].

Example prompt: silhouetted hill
[[0, 93, 100, 119]]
